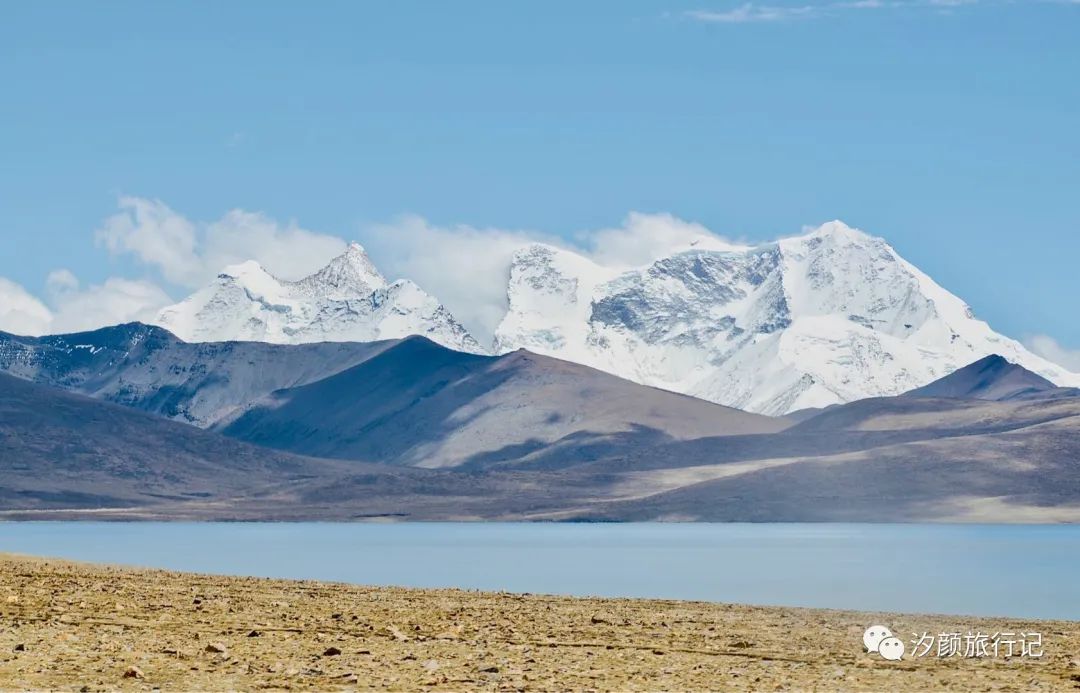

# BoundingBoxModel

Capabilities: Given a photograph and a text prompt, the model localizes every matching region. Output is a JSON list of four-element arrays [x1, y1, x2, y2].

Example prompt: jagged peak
[[296, 242, 387, 298], [148, 241, 483, 354], [327, 241, 382, 273], [339, 241, 380, 267]]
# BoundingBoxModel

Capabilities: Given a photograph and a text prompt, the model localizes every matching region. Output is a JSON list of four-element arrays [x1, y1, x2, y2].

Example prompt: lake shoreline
[[4, 521, 1079, 620], [2, 553, 1078, 691], [5, 497, 1080, 524]]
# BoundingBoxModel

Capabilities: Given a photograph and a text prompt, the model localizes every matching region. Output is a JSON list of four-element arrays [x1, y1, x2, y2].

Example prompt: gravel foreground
[[1, 553, 1078, 692]]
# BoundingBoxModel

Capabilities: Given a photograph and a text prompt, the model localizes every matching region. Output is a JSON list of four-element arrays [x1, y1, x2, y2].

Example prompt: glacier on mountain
[[153, 220, 1080, 416], [493, 221, 1080, 415], [155, 243, 484, 353]]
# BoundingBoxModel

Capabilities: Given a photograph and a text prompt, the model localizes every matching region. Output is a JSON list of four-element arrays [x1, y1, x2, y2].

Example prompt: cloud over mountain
[[0, 196, 750, 344], [0, 274, 169, 337], [0, 278, 52, 336], [1027, 334, 1080, 372], [1, 196, 1079, 392], [358, 212, 743, 341], [95, 197, 349, 288]]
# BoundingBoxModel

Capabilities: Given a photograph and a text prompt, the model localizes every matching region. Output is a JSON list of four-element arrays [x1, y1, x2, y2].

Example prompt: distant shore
[[1, 554, 1078, 691]]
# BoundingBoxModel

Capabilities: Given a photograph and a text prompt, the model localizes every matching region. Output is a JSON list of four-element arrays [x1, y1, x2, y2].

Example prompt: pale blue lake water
[[2, 522, 1078, 621]]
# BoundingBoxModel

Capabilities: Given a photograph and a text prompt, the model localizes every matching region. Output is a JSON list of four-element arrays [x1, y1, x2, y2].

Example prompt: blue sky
[[1, 1, 1078, 363]]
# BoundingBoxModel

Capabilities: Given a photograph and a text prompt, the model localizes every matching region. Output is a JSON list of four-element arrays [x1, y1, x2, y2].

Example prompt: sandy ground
[[1, 554, 1079, 692]]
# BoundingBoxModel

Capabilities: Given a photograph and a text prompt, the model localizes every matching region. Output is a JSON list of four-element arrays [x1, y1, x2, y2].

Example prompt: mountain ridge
[[493, 221, 1080, 414], [0, 370, 355, 511], [4, 360, 1080, 523], [155, 243, 484, 354], [222, 335, 788, 468], [10, 220, 1080, 416], [904, 354, 1079, 402], [0, 323, 399, 428]]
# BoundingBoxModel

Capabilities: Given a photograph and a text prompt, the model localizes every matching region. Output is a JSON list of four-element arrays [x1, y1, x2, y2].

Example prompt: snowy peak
[[155, 246, 484, 354], [215, 261, 293, 307], [776, 223, 935, 337], [493, 243, 614, 355], [151, 219, 1078, 416], [295, 242, 387, 299], [494, 220, 1080, 415]]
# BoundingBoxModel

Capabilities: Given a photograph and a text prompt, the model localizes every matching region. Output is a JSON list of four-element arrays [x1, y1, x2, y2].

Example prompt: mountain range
[[0, 322, 395, 428], [0, 324, 786, 465], [155, 243, 483, 354], [148, 221, 1079, 415], [493, 221, 1079, 414], [3, 219, 1080, 521], [2, 322, 1080, 522], [221, 335, 786, 468], [0, 369, 469, 519]]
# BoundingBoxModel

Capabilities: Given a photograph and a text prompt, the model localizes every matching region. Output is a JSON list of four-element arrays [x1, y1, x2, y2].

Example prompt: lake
[[2, 522, 1077, 621]]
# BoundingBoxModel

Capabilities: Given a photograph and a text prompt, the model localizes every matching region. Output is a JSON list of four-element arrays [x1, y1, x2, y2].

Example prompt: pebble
[[4, 555, 1077, 691]]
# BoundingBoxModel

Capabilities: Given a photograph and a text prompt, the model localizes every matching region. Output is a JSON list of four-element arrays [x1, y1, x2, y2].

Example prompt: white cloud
[[95, 197, 347, 288], [359, 215, 557, 343], [357, 211, 743, 341], [48, 277, 172, 334], [4, 198, 1077, 361], [577, 212, 746, 267], [2, 195, 354, 339], [0, 273, 172, 337], [95, 197, 201, 286], [199, 209, 347, 284], [89, 200, 752, 342], [686, 4, 815, 22], [683, 0, 990, 23], [1025, 334, 1080, 373], [45, 269, 80, 300], [17, 195, 349, 337], [0, 278, 53, 336]]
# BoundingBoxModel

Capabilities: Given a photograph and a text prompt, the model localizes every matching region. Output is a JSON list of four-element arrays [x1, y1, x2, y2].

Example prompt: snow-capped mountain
[[156, 243, 484, 353], [494, 221, 1080, 415]]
